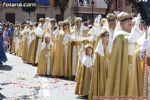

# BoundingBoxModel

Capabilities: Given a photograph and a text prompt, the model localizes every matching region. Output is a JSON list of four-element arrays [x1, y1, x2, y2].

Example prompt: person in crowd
[[37, 34, 52, 76], [75, 44, 94, 99], [0, 24, 7, 65]]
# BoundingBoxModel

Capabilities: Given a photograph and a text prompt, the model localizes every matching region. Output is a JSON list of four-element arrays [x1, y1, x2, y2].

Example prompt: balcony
[[73, 0, 106, 14], [74, 6, 106, 14]]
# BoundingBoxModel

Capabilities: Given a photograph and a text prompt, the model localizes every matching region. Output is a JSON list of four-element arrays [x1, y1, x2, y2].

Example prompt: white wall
[[95, 0, 107, 8]]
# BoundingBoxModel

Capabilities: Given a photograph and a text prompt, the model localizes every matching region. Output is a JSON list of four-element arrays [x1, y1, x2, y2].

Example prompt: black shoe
[[71, 76, 75, 81], [76, 95, 88, 99]]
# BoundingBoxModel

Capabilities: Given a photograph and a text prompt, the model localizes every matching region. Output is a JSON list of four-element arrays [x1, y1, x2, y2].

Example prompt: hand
[[140, 52, 145, 60], [137, 13, 141, 19]]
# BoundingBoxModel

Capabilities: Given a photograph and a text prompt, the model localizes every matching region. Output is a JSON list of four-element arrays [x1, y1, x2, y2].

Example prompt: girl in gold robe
[[75, 39, 90, 81], [17, 26, 24, 57], [52, 20, 71, 77], [89, 29, 112, 100], [37, 34, 52, 76], [21, 25, 30, 61], [27, 23, 36, 64], [75, 44, 94, 99]]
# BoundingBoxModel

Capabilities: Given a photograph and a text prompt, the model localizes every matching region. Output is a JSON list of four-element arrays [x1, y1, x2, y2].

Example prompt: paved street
[[0, 53, 81, 100], [0, 53, 150, 100]]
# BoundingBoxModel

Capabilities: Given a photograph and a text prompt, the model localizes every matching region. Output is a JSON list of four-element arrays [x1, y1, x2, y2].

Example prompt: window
[[125, 0, 131, 6], [37, 14, 45, 22], [5, 13, 15, 23], [76, 0, 92, 7]]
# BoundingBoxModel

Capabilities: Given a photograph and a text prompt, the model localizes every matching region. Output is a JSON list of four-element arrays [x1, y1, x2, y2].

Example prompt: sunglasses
[[121, 17, 132, 22], [108, 19, 115, 22]]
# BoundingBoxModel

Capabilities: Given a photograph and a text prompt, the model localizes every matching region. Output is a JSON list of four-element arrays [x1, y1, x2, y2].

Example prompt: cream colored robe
[[35, 25, 44, 64]]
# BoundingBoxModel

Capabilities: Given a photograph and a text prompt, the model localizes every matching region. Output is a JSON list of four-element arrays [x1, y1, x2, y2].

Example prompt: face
[[45, 37, 50, 44], [63, 23, 69, 31], [75, 21, 81, 28], [51, 20, 56, 27], [108, 16, 116, 29], [86, 47, 93, 55], [101, 33, 109, 44], [121, 18, 132, 33]]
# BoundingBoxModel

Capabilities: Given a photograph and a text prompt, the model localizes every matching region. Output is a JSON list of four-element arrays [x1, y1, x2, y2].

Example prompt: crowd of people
[[0, 12, 150, 99]]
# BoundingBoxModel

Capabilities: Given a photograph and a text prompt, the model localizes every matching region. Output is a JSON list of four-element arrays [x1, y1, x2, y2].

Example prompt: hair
[[86, 47, 93, 55], [62, 20, 70, 30], [107, 13, 116, 19], [100, 18, 107, 25], [102, 32, 109, 37], [100, 29, 109, 37]]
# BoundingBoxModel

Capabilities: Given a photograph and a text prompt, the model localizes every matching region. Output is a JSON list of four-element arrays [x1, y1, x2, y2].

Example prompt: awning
[[36, 0, 50, 6], [1, 0, 21, 3], [1, 0, 50, 6]]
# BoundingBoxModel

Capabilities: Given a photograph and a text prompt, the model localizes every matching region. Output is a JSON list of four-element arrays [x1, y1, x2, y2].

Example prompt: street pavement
[[0, 53, 150, 100], [0, 53, 82, 100]]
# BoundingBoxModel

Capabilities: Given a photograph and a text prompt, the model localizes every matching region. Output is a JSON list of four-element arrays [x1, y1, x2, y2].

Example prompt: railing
[[74, 0, 92, 7]]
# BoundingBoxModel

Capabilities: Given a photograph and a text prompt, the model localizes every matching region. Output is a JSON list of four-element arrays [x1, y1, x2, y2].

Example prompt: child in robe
[[37, 34, 52, 76], [75, 44, 94, 99]]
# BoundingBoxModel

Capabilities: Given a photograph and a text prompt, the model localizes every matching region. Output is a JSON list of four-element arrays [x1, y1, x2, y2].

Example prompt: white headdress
[[41, 34, 51, 50]]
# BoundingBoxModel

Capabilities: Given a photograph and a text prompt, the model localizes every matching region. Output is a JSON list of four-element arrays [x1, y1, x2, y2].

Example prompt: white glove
[[140, 39, 150, 53], [137, 13, 141, 19]]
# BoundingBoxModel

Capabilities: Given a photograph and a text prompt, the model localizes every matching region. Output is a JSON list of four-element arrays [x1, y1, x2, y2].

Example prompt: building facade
[[0, 0, 133, 23]]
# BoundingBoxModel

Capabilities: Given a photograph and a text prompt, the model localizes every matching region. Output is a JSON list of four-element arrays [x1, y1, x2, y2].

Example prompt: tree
[[127, 0, 139, 13], [53, 0, 69, 20], [104, 0, 114, 17], [21, 0, 36, 21]]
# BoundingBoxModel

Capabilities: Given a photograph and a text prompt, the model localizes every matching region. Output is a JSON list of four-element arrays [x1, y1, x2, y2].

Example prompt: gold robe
[[105, 35, 128, 96], [52, 31, 65, 77], [71, 28, 89, 76], [22, 33, 28, 61], [64, 41, 72, 79], [10, 35, 15, 54], [75, 65, 92, 95], [26, 30, 37, 64], [37, 47, 51, 76], [128, 48, 145, 96], [89, 52, 110, 100]]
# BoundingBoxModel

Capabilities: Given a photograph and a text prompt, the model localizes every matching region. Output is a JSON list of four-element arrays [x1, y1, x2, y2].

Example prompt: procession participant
[[94, 18, 107, 48], [13, 23, 21, 55], [71, 17, 89, 79], [37, 34, 52, 76], [75, 39, 90, 81], [0, 25, 7, 65], [43, 17, 51, 36], [8, 23, 15, 54], [26, 22, 36, 64], [21, 22, 30, 61], [75, 44, 94, 99], [63, 20, 72, 79], [89, 29, 112, 100], [52, 20, 71, 78], [35, 18, 45, 64], [128, 26, 150, 96], [53, 21, 63, 39], [17, 23, 25, 57], [106, 13, 116, 40], [3, 24, 9, 51], [105, 12, 143, 96]]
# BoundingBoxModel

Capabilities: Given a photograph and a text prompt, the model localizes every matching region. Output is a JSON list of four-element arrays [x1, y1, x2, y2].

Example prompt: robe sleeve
[[35, 27, 43, 38], [128, 15, 143, 43]]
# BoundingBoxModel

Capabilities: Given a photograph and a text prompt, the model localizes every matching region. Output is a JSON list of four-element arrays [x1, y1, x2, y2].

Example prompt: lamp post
[[91, 0, 94, 24]]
